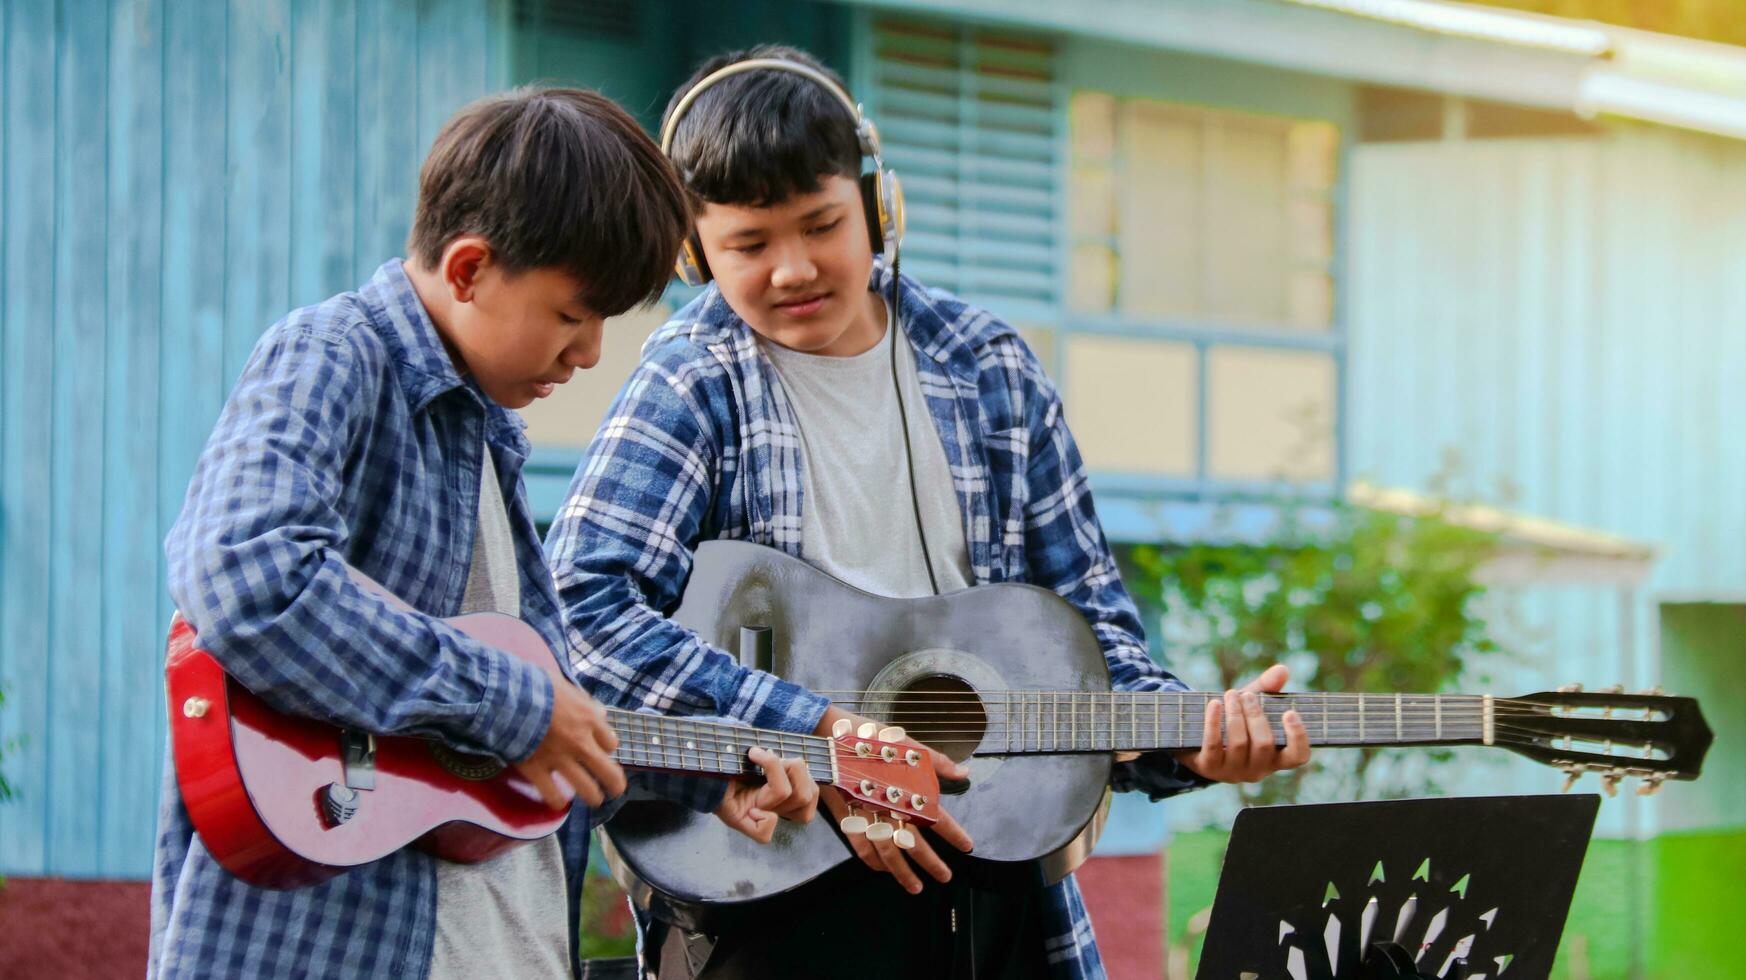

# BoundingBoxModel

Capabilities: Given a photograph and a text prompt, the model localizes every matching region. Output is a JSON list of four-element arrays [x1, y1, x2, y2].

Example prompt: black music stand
[[1195, 795, 1599, 980]]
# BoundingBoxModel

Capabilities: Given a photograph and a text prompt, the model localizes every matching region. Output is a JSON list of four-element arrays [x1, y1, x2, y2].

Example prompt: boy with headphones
[[546, 46, 1310, 978]]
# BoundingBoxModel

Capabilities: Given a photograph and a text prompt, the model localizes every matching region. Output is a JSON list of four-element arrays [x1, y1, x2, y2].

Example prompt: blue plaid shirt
[[152, 260, 715, 979], [546, 260, 1205, 978]]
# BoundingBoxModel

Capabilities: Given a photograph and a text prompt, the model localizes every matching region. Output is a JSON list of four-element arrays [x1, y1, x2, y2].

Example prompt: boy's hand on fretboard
[[1172, 664, 1312, 783]]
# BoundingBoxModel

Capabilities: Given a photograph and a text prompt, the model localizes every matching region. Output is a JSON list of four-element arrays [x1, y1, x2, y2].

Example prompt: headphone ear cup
[[674, 235, 711, 287], [860, 172, 885, 255], [883, 169, 904, 254]]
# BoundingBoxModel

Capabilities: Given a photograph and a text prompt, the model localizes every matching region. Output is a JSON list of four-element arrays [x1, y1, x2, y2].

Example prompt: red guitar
[[166, 593, 937, 890]]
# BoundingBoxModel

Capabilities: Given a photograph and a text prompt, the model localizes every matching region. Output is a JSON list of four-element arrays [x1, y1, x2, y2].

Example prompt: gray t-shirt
[[429, 444, 571, 979], [760, 317, 973, 597]]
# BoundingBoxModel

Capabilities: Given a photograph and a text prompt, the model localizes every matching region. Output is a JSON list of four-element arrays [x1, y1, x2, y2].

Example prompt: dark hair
[[662, 45, 862, 208], [407, 87, 689, 317]]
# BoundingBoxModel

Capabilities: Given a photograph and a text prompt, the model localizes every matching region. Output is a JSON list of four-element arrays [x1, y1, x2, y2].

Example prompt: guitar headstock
[[827, 720, 942, 848], [1499, 685, 1713, 796]]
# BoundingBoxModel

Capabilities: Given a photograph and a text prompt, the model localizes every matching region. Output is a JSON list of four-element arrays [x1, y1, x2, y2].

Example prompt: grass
[[1167, 829, 1745, 979]]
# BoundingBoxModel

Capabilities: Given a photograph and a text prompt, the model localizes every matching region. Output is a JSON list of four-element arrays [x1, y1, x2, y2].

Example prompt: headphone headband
[[660, 58, 880, 163]]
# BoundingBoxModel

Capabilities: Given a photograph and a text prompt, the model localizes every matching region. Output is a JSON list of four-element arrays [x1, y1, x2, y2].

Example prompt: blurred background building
[[2, 1, 1741, 976]]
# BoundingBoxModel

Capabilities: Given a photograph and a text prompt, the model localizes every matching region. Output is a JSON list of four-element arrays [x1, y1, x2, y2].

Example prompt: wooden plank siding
[[0, 0, 511, 879], [1351, 129, 1746, 607]]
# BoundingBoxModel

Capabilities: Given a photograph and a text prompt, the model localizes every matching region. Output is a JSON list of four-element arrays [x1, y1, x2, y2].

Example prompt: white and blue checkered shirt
[[151, 260, 717, 980], [547, 260, 1206, 979]]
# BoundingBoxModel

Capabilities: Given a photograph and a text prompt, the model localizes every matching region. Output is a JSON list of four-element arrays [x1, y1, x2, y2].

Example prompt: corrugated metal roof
[[1284, 0, 1609, 55], [1347, 481, 1656, 562], [830, 0, 1746, 141], [1281, 0, 1746, 141]]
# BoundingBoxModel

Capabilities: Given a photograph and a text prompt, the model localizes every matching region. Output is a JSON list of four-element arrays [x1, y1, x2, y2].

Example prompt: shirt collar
[[681, 257, 997, 381], [356, 259, 530, 456]]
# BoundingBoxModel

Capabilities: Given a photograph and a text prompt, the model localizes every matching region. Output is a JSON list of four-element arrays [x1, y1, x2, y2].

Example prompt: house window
[[1065, 92, 1342, 487], [1069, 93, 1338, 329]]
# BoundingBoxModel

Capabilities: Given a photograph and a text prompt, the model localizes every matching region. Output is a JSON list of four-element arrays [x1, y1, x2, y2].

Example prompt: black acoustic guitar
[[602, 540, 1710, 923]]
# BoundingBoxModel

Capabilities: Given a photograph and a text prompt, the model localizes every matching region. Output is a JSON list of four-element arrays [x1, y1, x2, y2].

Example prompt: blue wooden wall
[[0, 0, 510, 879]]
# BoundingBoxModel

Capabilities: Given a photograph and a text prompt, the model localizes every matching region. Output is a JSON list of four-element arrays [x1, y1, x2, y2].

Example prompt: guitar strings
[[603, 723, 1664, 784], [605, 718, 1636, 753], [602, 706, 1669, 779]]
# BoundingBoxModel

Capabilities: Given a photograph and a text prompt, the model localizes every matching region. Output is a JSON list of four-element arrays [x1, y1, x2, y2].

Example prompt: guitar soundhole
[[429, 743, 507, 781], [891, 675, 985, 764]]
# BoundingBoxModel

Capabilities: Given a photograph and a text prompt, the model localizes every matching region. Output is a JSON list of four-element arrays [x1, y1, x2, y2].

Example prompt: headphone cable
[[886, 252, 940, 597]]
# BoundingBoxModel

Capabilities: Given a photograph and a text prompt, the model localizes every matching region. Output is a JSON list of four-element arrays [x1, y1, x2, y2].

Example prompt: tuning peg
[[1560, 765, 1583, 793], [893, 817, 916, 850], [832, 718, 854, 738], [1636, 774, 1667, 797], [856, 722, 878, 739], [905, 749, 922, 767], [840, 807, 869, 835], [878, 725, 906, 743], [865, 819, 895, 843], [1600, 684, 1625, 695], [1601, 771, 1622, 797], [1557, 683, 1583, 694], [1638, 685, 1665, 697]]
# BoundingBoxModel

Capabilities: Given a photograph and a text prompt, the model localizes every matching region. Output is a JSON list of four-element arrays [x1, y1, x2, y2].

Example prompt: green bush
[[1121, 487, 1508, 806], [0, 685, 17, 891], [0, 685, 16, 806]]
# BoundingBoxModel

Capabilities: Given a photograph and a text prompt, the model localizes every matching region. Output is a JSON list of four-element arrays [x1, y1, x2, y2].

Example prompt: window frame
[[1052, 86, 1350, 503]]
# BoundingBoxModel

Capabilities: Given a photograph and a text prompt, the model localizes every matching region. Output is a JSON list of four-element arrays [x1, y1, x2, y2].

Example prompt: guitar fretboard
[[605, 708, 837, 783], [964, 692, 1490, 754]]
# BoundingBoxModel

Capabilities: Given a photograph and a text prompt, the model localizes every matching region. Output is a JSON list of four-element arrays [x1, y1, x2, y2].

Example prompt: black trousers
[[653, 848, 1052, 980]]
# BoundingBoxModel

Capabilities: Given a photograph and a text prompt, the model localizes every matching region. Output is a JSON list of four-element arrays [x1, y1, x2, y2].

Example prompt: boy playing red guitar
[[152, 88, 817, 980]]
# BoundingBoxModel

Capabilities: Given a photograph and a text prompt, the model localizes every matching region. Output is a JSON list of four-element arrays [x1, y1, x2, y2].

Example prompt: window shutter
[[859, 19, 1062, 321]]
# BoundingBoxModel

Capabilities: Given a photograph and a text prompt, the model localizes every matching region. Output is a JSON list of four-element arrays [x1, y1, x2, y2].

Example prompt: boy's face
[[433, 241, 604, 409], [694, 175, 884, 358]]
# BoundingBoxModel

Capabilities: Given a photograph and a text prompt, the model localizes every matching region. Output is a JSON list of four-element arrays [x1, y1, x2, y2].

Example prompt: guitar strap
[[655, 924, 716, 979]]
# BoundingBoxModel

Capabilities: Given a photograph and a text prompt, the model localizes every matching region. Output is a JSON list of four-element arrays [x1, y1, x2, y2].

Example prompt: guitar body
[[604, 540, 1113, 916], [166, 611, 571, 890]]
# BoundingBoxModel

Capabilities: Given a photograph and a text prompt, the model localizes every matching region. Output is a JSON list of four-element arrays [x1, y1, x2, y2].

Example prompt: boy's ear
[[439, 236, 494, 303]]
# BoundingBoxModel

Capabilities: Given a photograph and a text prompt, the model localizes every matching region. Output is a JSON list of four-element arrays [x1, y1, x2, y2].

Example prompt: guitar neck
[[983, 691, 1493, 754], [604, 708, 837, 783]]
